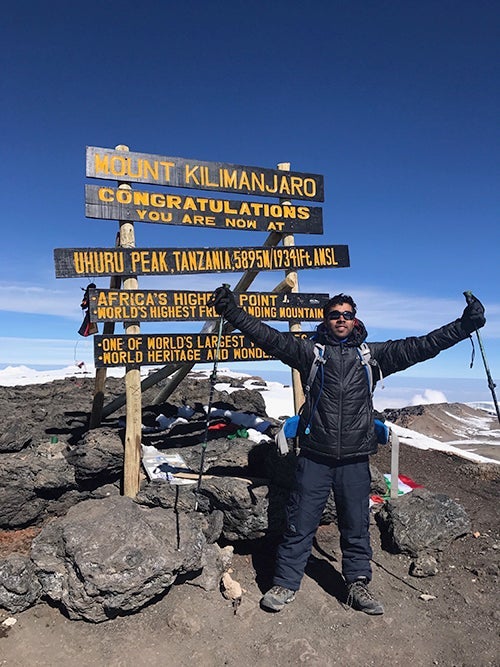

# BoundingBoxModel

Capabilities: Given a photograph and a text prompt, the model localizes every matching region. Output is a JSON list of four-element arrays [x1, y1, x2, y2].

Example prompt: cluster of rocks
[[0, 373, 471, 622]]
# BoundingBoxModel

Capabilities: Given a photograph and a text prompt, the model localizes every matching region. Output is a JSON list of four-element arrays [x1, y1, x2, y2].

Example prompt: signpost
[[85, 185, 324, 234], [94, 331, 312, 368], [54, 244, 350, 278], [54, 144, 351, 498], [86, 146, 324, 201], [88, 289, 329, 322]]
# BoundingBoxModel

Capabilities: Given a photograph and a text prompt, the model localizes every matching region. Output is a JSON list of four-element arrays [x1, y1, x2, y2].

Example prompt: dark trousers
[[273, 453, 372, 591]]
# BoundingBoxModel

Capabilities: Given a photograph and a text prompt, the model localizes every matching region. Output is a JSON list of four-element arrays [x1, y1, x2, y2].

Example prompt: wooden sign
[[94, 332, 312, 367], [85, 185, 324, 234], [54, 245, 350, 278], [88, 289, 330, 323], [86, 147, 324, 202]]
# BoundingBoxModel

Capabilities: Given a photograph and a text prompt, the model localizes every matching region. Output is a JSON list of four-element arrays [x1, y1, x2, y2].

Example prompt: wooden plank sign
[[54, 245, 350, 278], [86, 147, 324, 202], [85, 185, 324, 235], [94, 332, 313, 368], [88, 289, 330, 323]]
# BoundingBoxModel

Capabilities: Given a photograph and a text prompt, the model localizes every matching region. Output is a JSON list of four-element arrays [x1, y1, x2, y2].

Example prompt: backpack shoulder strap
[[304, 343, 326, 395], [357, 343, 384, 393], [357, 343, 373, 393]]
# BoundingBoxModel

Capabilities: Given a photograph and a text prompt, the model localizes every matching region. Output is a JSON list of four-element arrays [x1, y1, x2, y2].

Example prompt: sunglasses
[[328, 310, 355, 321]]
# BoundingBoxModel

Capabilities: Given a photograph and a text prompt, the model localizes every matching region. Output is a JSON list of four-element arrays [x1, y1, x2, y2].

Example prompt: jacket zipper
[[337, 343, 346, 458]]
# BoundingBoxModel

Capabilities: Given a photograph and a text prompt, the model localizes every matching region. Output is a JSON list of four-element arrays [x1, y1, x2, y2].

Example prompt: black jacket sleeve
[[223, 303, 314, 372], [370, 318, 471, 377]]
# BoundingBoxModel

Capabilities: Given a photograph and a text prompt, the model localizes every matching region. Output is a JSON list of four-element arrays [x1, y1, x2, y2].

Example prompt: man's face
[[325, 302, 356, 340]]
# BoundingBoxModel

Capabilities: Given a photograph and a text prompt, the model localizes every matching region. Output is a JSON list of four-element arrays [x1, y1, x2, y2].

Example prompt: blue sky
[[1, 1, 498, 404]]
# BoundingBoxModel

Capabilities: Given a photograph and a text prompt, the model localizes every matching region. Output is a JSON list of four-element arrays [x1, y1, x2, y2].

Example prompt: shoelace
[[347, 581, 374, 606]]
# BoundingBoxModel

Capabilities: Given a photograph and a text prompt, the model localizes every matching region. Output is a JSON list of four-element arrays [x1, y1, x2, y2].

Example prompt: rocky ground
[[0, 372, 499, 667]]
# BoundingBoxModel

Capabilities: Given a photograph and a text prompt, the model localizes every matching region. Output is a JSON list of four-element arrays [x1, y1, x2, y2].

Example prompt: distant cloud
[[410, 388, 448, 405], [0, 337, 94, 366], [0, 283, 81, 319], [299, 279, 500, 337], [1, 278, 499, 338]]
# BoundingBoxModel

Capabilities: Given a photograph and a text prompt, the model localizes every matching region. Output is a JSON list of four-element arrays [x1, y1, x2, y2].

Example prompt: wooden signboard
[[88, 289, 330, 323], [94, 331, 312, 368], [86, 147, 324, 202], [85, 185, 324, 234], [54, 245, 350, 278]]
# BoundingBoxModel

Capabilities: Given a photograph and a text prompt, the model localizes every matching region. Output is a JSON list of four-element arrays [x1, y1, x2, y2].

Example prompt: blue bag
[[283, 415, 300, 438], [374, 418, 390, 445]]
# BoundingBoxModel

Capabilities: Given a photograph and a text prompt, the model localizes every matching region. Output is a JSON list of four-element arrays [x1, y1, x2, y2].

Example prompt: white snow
[[0, 364, 498, 465]]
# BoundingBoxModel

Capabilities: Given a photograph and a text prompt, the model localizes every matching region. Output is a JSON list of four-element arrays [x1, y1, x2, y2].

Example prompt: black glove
[[209, 285, 236, 315], [461, 295, 486, 334]]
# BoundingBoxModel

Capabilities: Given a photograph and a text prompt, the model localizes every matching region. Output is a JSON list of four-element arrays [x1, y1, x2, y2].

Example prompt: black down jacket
[[223, 303, 472, 460]]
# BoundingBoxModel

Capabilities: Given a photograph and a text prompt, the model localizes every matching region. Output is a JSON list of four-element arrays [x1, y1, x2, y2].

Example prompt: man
[[210, 286, 485, 614]]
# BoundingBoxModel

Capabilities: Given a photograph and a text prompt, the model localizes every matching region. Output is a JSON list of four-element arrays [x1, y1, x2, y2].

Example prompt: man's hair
[[323, 293, 357, 319]]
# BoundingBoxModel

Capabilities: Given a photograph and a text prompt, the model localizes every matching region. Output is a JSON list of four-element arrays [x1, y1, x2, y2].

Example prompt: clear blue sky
[[1, 1, 498, 400]]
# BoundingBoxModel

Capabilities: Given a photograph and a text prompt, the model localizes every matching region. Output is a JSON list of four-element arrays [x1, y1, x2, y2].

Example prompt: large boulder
[[376, 488, 471, 556], [31, 495, 210, 622]]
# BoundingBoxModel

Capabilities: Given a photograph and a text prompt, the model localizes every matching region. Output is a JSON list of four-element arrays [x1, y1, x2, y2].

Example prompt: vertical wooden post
[[277, 162, 305, 413], [115, 145, 142, 498], [89, 235, 121, 429]]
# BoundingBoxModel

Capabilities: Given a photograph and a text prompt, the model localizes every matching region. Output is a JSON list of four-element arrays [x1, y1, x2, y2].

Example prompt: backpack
[[275, 343, 326, 455], [275, 342, 394, 455]]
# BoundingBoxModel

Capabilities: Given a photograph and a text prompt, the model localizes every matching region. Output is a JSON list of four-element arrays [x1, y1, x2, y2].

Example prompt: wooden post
[[115, 145, 142, 498], [278, 162, 305, 413], [89, 235, 121, 429]]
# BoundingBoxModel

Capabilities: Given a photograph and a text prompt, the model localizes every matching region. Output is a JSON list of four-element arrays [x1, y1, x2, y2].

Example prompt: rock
[[419, 593, 436, 602], [410, 553, 439, 577], [137, 480, 198, 512], [67, 427, 124, 487], [33, 459, 76, 493], [0, 455, 48, 528], [0, 416, 34, 452], [30, 495, 210, 622], [214, 388, 268, 417], [0, 554, 41, 613], [376, 488, 471, 556], [221, 571, 242, 600], [200, 477, 270, 541], [188, 543, 234, 591]]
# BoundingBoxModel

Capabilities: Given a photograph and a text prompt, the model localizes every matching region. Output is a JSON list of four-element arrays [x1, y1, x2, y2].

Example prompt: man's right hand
[[209, 285, 236, 316]]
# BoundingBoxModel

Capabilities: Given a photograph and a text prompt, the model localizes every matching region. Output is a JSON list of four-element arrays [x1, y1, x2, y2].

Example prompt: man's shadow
[[305, 537, 347, 603], [251, 535, 347, 605]]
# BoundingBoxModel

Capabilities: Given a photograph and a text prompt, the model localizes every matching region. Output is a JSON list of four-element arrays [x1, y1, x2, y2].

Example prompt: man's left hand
[[461, 296, 486, 334]]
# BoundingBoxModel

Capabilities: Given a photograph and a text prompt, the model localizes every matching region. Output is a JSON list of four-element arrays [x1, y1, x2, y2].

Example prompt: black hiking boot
[[347, 578, 384, 615], [260, 586, 296, 612]]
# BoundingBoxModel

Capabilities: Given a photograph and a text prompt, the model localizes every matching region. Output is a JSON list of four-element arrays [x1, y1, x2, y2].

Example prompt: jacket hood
[[315, 318, 368, 346]]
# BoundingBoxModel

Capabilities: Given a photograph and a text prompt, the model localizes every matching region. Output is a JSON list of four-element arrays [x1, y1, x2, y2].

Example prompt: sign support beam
[[279, 162, 305, 413], [89, 233, 121, 429], [113, 146, 142, 498]]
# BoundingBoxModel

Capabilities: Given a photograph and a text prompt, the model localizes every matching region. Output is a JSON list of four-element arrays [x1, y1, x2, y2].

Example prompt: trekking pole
[[194, 284, 229, 510], [463, 291, 500, 424]]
